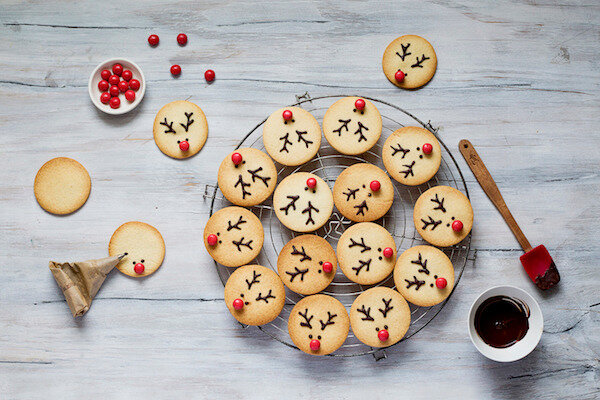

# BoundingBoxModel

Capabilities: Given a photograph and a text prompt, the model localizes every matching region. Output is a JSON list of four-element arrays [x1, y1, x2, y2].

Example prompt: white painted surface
[[0, 1, 598, 399]]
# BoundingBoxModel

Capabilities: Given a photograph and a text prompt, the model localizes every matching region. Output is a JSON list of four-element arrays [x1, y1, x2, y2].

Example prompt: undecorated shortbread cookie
[[382, 35, 437, 89], [224, 265, 285, 326], [153, 100, 208, 159], [34, 157, 91, 215], [108, 221, 165, 277]]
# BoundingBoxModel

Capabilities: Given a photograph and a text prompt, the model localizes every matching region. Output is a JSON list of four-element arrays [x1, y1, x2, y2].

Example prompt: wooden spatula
[[459, 139, 560, 290]]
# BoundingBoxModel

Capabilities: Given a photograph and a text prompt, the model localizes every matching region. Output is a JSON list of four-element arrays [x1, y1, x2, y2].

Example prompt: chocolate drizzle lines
[[247, 167, 271, 187], [390, 143, 410, 159], [349, 237, 371, 253], [179, 112, 194, 132], [421, 216, 442, 231], [352, 259, 371, 275], [356, 305, 374, 321], [255, 289, 276, 303], [245, 270, 261, 289], [396, 43, 411, 61], [234, 174, 251, 199], [431, 194, 446, 213], [411, 253, 430, 275], [343, 187, 359, 201], [160, 118, 176, 134], [354, 122, 369, 143], [286, 266, 309, 282], [302, 201, 319, 225], [411, 54, 430, 68], [400, 161, 415, 178], [405, 275, 426, 290], [232, 237, 253, 252], [227, 215, 246, 231], [298, 308, 314, 329], [378, 298, 393, 318], [291, 245, 312, 262], [279, 195, 299, 215], [354, 200, 369, 216], [296, 130, 313, 148], [279, 132, 292, 153], [319, 312, 337, 331], [333, 119, 351, 136]]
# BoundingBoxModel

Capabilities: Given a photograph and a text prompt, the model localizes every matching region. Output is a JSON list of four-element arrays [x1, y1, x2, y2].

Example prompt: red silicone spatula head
[[519, 245, 560, 290]]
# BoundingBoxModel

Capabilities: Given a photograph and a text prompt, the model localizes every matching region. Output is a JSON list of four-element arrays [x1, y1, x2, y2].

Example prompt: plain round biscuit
[[224, 265, 285, 326], [413, 185, 473, 247], [333, 163, 394, 222], [204, 206, 264, 268], [108, 221, 165, 277], [153, 100, 208, 159], [277, 235, 337, 295], [273, 172, 333, 232], [382, 126, 442, 185], [382, 35, 437, 89], [288, 294, 349, 356], [394, 245, 455, 307], [34, 157, 91, 215], [322, 96, 382, 155], [350, 287, 411, 348], [337, 222, 396, 285], [262, 106, 322, 166], [218, 148, 277, 207]]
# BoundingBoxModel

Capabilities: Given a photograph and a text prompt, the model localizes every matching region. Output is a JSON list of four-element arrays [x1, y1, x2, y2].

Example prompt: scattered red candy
[[395, 70, 405, 82], [436, 277, 448, 289], [355, 98, 366, 110], [207, 234, 218, 246], [98, 80, 109, 92], [133, 263, 145, 274], [370, 180, 381, 191], [179, 140, 189, 151], [378, 329, 390, 341], [306, 177, 317, 189], [452, 220, 463, 232], [108, 75, 120, 86], [118, 80, 129, 93], [383, 247, 394, 258], [129, 79, 140, 91], [309, 339, 321, 351], [322, 262, 333, 273], [148, 34, 159, 46], [122, 70, 133, 81], [125, 90, 136, 102], [422, 143, 433, 154], [109, 85, 120, 97], [282, 109, 293, 121], [112, 63, 123, 76], [100, 69, 111, 80], [109, 96, 120, 109], [170, 64, 181, 76], [232, 299, 244, 310], [204, 69, 215, 82], [100, 92, 111, 104], [177, 33, 188, 45], [231, 152, 243, 165]]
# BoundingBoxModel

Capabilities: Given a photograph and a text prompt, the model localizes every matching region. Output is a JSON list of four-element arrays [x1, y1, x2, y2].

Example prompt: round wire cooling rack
[[205, 93, 473, 358]]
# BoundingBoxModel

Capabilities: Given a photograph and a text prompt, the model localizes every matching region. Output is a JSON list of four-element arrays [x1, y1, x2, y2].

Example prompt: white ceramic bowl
[[88, 57, 146, 115], [468, 285, 543, 362]]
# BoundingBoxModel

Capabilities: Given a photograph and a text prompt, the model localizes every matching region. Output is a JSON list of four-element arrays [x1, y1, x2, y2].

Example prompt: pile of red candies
[[98, 63, 141, 109]]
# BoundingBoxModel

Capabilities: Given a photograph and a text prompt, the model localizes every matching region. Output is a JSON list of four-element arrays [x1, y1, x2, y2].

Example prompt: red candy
[[378, 329, 389, 341], [282, 109, 293, 121], [232, 299, 244, 310], [118, 80, 129, 93], [109, 96, 120, 109], [100, 69, 111, 80], [170, 64, 181, 76], [370, 180, 381, 191], [177, 33, 188, 45], [355, 98, 366, 110], [148, 34, 159, 46], [108, 75, 120, 85], [98, 80, 109, 92], [204, 69, 215, 82], [122, 70, 132, 81], [125, 90, 136, 102], [109, 85, 120, 97], [231, 152, 243, 165], [422, 143, 433, 154], [129, 79, 140, 91], [306, 177, 317, 189], [383, 247, 394, 258], [395, 70, 405, 82], [112, 63, 123, 76], [309, 339, 320, 351], [452, 220, 463, 232], [436, 277, 448, 289], [322, 262, 333, 273], [133, 263, 145, 274], [207, 234, 218, 246], [100, 92, 111, 104], [179, 140, 189, 151]]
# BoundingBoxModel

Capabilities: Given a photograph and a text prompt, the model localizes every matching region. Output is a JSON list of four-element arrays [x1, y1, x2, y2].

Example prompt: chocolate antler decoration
[[400, 161, 415, 178], [378, 298, 394, 318], [333, 119, 351, 136], [405, 275, 426, 290], [430, 194, 446, 213], [291, 245, 312, 262], [354, 122, 369, 143], [396, 43, 411, 61], [421, 216, 442, 231], [279, 195, 299, 215], [247, 167, 271, 187], [234, 174, 251, 199], [255, 289, 276, 303], [302, 201, 319, 225], [411, 54, 430, 68], [356, 305, 374, 321], [286, 266, 309, 282], [411, 253, 430, 275], [354, 200, 369, 216], [352, 259, 371, 275], [349, 237, 371, 253], [343, 187, 359, 201], [227, 215, 246, 231], [296, 130, 313, 148], [160, 117, 176, 134], [179, 112, 194, 132], [245, 270, 261, 289], [390, 143, 410, 159], [232, 237, 253, 252], [279, 132, 292, 153], [298, 308, 314, 329], [319, 311, 337, 330]]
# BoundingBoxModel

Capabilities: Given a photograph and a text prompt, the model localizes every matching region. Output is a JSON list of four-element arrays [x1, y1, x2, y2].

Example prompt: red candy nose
[[207, 234, 218, 246], [282, 109, 293, 121], [232, 298, 244, 310], [355, 98, 366, 110], [231, 152, 243, 165], [179, 141, 189, 151], [436, 277, 448, 289], [306, 177, 317, 189], [452, 220, 463, 232], [395, 70, 405, 82], [309, 339, 321, 351], [322, 262, 333, 273], [378, 329, 389, 341], [383, 247, 394, 258], [370, 180, 381, 191], [134, 263, 145, 274], [422, 143, 433, 154]]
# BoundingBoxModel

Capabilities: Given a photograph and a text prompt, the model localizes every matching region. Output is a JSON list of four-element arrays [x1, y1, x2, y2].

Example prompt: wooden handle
[[459, 139, 532, 252]]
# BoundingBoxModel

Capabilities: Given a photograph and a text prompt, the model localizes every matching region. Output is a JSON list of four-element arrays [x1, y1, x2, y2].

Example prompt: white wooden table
[[1, 1, 599, 398]]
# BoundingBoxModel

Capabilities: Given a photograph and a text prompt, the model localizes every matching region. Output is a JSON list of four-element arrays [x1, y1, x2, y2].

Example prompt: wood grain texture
[[0, 0, 599, 399]]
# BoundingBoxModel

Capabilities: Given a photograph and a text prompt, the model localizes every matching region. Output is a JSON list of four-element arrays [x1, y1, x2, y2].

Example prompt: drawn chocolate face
[[296, 306, 339, 351], [419, 193, 462, 233], [235, 269, 276, 308], [403, 251, 448, 291], [355, 297, 395, 340]]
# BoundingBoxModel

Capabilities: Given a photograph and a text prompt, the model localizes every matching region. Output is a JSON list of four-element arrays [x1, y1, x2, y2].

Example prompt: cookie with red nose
[[153, 100, 208, 159], [108, 221, 165, 277], [288, 294, 349, 356], [224, 265, 285, 326], [382, 35, 437, 89], [350, 287, 410, 348]]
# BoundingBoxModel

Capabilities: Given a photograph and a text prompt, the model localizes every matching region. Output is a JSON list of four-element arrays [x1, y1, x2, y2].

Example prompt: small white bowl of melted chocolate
[[468, 286, 543, 362]]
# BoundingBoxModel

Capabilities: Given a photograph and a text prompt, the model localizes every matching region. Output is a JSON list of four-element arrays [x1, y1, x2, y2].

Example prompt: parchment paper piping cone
[[49, 254, 124, 317]]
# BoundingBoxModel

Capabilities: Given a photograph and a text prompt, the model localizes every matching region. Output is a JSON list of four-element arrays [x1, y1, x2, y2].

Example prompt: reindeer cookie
[[413, 186, 473, 247], [333, 163, 394, 222], [204, 206, 264, 268], [382, 126, 442, 186], [382, 35, 437, 89], [337, 222, 396, 285], [394, 245, 454, 307], [108, 221, 165, 277], [224, 265, 285, 326], [323, 97, 382, 155], [262, 107, 322, 166], [277, 235, 337, 295], [218, 148, 277, 207], [350, 287, 411, 347], [153, 100, 208, 159], [288, 294, 349, 356], [273, 172, 334, 232]]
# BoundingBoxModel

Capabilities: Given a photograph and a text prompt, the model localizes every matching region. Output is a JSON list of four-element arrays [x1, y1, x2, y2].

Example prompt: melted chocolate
[[474, 296, 529, 348], [535, 261, 560, 290]]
